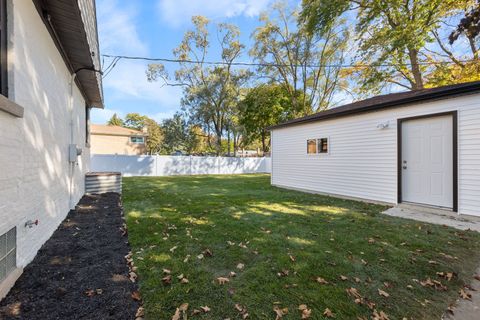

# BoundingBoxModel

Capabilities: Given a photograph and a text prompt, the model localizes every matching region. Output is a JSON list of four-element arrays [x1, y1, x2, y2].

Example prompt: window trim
[[306, 137, 330, 156]]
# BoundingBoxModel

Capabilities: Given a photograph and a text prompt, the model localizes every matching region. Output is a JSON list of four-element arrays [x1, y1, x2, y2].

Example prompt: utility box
[[69, 144, 82, 163]]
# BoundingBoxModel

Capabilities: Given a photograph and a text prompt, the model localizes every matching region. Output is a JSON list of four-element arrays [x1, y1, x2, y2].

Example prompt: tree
[[124, 113, 148, 131], [160, 113, 191, 154], [147, 16, 250, 155], [123, 113, 163, 154], [300, 0, 465, 93], [107, 113, 123, 126], [450, 1, 480, 50], [251, 2, 349, 113], [240, 84, 299, 152]]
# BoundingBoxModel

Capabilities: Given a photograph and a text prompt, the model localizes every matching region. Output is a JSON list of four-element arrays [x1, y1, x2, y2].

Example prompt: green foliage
[[300, 0, 467, 93], [251, 2, 349, 113], [123, 113, 163, 155], [123, 175, 480, 319], [107, 113, 124, 126], [148, 16, 250, 155], [239, 84, 302, 151]]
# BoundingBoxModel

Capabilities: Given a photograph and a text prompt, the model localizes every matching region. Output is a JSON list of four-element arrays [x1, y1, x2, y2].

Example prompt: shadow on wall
[[90, 155, 271, 177]]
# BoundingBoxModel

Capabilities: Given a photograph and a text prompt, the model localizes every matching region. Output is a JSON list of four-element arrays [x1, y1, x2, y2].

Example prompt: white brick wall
[[0, 0, 90, 269]]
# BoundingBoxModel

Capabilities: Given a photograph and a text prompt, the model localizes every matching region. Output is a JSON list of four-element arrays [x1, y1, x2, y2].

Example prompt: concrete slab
[[382, 206, 480, 232], [383, 205, 480, 319]]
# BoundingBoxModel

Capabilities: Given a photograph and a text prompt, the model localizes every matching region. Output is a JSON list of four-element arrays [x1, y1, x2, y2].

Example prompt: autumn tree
[[107, 113, 124, 126], [300, 0, 466, 93], [147, 16, 250, 155], [251, 2, 349, 114]]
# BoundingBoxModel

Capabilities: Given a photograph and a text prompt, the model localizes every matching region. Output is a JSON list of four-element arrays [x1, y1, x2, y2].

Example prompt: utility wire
[[101, 53, 478, 70]]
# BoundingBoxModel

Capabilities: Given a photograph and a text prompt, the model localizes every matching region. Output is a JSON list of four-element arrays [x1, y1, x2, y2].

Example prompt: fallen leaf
[[372, 309, 390, 320], [460, 288, 472, 300], [237, 263, 245, 270], [163, 268, 171, 274], [197, 254, 204, 260], [354, 277, 361, 283], [289, 254, 296, 262], [200, 306, 211, 313], [273, 306, 288, 319], [340, 275, 348, 281], [131, 291, 141, 301], [181, 278, 189, 284], [135, 307, 145, 318], [162, 275, 172, 285], [171, 308, 180, 320], [316, 277, 329, 284], [169, 246, 178, 253], [217, 277, 230, 285], [84, 289, 95, 297], [203, 249, 213, 257], [378, 289, 390, 298], [323, 308, 334, 318]]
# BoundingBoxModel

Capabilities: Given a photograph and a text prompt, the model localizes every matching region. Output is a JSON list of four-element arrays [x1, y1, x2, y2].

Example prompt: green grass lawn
[[123, 174, 480, 319]]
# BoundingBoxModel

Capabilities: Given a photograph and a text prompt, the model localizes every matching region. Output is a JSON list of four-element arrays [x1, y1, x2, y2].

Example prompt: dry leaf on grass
[[180, 278, 189, 284], [323, 308, 334, 318], [163, 268, 171, 274], [316, 277, 329, 284], [354, 277, 361, 283], [340, 275, 348, 281], [289, 254, 296, 262], [135, 307, 145, 318], [372, 309, 390, 320], [200, 306, 211, 313], [217, 277, 230, 285], [298, 304, 311, 319], [273, 306, 288, 319], [378, 289, 390, 298], [237, 263, 245, 270], [203, 249, 213, 257], [162, 275, 172, 285]]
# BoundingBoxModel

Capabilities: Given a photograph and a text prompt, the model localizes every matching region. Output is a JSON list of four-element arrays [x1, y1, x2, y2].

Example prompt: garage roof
[[268, 81, 480, 130]]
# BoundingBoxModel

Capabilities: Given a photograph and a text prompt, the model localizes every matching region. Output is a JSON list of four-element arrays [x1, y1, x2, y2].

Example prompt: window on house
[[130, 136, 145, 144], [318, 138, 328, 153], [307, 139, 317, 154], [0, 0, 8, 97], [0, 227, 16, 282]]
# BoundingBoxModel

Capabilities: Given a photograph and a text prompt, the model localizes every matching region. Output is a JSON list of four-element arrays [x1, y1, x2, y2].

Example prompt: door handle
[[402, 160, 407, 169]]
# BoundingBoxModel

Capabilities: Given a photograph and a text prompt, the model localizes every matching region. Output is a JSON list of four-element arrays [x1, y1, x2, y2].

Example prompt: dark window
[[318, 138, 328, 153], [307, 139, 316, 154], [0, 0, 7, 97], [130, 136, 145, 144]]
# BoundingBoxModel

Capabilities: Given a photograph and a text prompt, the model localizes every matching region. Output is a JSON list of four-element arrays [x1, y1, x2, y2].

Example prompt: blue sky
[[92, 0, 282, 124]]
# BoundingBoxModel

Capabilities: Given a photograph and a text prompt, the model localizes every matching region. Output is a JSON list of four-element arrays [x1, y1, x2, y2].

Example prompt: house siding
[[271, 93, 480, 217], [0, 0, 89, 276]]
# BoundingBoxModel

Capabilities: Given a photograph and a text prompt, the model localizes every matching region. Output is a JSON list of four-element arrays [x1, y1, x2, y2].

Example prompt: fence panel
[[90, 155, 271, 177]]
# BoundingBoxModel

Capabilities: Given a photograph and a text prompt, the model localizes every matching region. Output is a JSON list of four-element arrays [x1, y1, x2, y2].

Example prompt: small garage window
[[318, 138, 328, 153], [0, 227, 16, 282], [307, 139, 317, 154]]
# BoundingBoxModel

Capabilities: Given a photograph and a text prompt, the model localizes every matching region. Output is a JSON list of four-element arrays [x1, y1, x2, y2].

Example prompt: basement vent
[[0, 227, 16, 282]]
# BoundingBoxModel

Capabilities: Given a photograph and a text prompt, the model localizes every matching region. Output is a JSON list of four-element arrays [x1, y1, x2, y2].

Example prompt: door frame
[[397, 111, 458, 211]]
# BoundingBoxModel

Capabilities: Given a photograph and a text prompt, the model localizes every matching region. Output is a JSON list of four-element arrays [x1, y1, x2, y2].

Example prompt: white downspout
[[68, 73, 77, 209]]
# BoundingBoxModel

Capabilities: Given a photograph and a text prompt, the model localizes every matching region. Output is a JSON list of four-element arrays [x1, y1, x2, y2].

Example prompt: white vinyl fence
[[91, 154, 271, 177]]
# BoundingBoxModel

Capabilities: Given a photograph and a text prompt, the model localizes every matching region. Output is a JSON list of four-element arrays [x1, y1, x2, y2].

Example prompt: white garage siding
[[271, 93, 480, 217]]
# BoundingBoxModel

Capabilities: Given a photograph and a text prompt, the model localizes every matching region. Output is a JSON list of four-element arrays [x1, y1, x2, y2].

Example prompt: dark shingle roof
[[268, 81, 480, 130]]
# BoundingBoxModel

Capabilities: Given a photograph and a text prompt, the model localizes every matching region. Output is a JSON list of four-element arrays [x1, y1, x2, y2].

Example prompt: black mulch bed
[[0, 193, 141, 320]]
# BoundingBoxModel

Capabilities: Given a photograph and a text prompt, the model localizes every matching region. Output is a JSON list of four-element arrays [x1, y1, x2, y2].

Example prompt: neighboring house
[[269, 81, 480, 217], [0, 0, 102, 298], [90, 124, 148, 155]]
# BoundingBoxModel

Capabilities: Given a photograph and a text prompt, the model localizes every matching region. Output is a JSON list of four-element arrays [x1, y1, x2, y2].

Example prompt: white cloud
[[157, 0, 273, 27], [97, 0, 148, 55], [91, 108, 124, 124]]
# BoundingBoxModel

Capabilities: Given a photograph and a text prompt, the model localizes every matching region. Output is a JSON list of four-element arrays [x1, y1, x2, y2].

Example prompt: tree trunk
[[227, 130, 231, 157], [261, 131, 266, 153], [233, 131, 237, 157], [408, 48, 424, 89]]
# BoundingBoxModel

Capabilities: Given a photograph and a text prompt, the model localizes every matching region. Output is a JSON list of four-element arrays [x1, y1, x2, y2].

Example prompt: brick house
[[0, 0, 102, 297], [91, 124, 148, 155]]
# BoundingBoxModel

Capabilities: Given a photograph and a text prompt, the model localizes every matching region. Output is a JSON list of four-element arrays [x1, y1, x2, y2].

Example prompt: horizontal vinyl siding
[[271, 93, 480, 217]]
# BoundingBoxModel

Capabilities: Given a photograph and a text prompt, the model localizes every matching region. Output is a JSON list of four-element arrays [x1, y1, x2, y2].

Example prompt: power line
[[101, 53, 477, 70]]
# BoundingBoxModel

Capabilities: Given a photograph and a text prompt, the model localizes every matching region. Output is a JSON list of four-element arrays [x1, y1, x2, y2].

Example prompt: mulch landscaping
[[0, 193, 142, 320]]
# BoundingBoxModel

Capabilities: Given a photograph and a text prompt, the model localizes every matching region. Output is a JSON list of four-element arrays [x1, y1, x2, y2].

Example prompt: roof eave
[[268, 82, 480, 131]]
